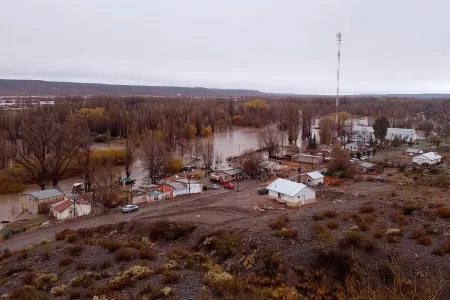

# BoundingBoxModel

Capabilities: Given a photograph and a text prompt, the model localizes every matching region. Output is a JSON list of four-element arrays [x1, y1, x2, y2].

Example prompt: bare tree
[[198, 139, 214, 170], [12, 115, 57, 190], [92, 163, 121, 207], [142, 136, 168, 184], [124, 120, 137, 178], [0, 130, 12, 170], [258, 127, 280, 158], [319, 116, 334, 145], [47, 121, 90, 186], [237, 150, 264, 175]]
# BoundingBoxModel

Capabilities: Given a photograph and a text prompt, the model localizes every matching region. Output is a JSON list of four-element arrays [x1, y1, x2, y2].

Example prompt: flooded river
[[0, 127, 264, 227]]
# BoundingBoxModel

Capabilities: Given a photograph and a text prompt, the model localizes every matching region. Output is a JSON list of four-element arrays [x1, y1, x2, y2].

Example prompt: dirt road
[[0, 187, 245, 251]]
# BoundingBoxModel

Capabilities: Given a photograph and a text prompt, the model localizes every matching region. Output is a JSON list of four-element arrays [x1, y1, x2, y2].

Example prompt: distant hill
[[357, 94, 450, 99], [0, 79, 267, 97]]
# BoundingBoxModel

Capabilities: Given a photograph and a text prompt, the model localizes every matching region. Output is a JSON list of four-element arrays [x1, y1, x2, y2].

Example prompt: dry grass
[[162, 270, 182, 284], [273, 227, 297, 239], [269, 215, 290, 230], [139, 246, 156, 260], [338, 232, 376, 252], [66, 245, 84, 256], [390, 213, 409, 226]]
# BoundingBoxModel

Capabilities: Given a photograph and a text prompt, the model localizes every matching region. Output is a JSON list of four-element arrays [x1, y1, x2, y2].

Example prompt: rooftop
[[421, 152, 442, 160], [266, 178, 309, 197], [28, 189, 63, 200], [359, 162, 376, 169], [306, 171, 324, 180], [167, 182, 187, 190], [50, 199, 72, 213], [218, 168, 242, 176]]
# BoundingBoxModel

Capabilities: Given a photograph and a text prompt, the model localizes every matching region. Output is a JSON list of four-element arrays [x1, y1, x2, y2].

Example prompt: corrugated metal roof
[[175, 178, 199, 184], [406, 148, 421, 153], [28, 189, 63, 200], [167, 182, 186, 190], [422, 152, 442, 160], [50, 199, 72, 213], [358, 162, 376, 169], [220, 168, 242, 176], [306, 171, 324, 180], [266, 178, 309, 197]]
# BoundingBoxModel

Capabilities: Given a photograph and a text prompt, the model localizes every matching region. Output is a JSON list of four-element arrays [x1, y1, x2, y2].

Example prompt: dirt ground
[[1, 171, 450, 299]]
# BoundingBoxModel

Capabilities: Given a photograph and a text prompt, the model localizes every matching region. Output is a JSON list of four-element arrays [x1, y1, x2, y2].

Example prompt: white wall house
[[266, 178, 316, 207], [301, 171, 324, 186], [50, 199, 91, 220], [412, 152, 442, 165]]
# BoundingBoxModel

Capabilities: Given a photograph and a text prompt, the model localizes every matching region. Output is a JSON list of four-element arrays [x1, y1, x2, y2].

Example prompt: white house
[[301, 171, 324, 186], [49, 198, 91, 220], [266, 178, 316, 207], [412, 152, 442, 165], [174, 178, 203, 195]]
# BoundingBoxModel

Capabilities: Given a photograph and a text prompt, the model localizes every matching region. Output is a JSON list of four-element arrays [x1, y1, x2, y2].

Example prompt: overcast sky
[[1, 0, 450, 94]]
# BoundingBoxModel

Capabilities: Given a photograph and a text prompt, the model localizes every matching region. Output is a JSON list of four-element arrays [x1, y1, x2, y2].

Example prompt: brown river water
[[0, 127, 266, 227]]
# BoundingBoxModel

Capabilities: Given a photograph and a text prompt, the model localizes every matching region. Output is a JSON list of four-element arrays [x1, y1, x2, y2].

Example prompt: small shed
[[21, 189, 65, 214], [49, 198, 91, 220], [301, 171, 325, 186], [266, 178, 316, 207], [259, 160, 283, 172], [405, 148, 423, 156], [215, 168, 243, 180], [356, 162, 381, 174], [412, 152, 442, 165], [158, 185, 174, 199], [291, 154, 322, 165], [147, 190, 164, 200], [166, 182, 188, 197]]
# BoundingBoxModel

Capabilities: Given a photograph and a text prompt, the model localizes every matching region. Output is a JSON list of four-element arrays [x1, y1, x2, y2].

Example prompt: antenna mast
[[335, 32, 342, 139]]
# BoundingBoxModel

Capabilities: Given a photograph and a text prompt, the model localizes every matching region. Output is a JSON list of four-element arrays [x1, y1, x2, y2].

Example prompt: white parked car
[[121, 204, 139, 213]]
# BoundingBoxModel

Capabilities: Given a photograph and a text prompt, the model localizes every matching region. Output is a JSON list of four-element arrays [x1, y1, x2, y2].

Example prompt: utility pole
[[335, 32, 342, 141]]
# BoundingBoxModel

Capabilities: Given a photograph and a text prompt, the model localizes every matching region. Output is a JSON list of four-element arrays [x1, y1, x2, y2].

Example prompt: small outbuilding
[[412, 152, 442, 165], [166, 182, 188, 197], [214, 168, 243, 181], [405, 148, 423, 156], [266, 178, 316, 207], [49, 198, 92, 220], [300, 171, 324, 186], [21, 189, 65, 214], [356, 162, 381, 174]]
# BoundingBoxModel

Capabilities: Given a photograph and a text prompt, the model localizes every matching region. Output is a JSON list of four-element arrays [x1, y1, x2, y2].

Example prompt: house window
[[307, 178, 311, 183], [278, 193, 284, 198]]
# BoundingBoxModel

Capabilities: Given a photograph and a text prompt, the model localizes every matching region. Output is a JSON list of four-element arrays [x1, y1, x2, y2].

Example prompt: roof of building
[[218, 168, 242, 176], [306, 171, 324, 180], [406, 148, 421, 153], [167, 182, 186, 190], [266, 178, 310, 197], [421, 152, 442, 160], [260, 160, 280, 170], [28, 189, 63, 200], [175, 178, 199, 184], [50, 199, 73, 213], [358, 162, 376, 169]]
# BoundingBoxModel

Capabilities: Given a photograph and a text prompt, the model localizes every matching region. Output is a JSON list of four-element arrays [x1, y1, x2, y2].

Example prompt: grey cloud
[[1, 0, 449, 94]]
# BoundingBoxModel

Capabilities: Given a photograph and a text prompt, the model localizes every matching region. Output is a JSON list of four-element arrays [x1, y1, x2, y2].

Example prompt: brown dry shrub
[[417, 235, 432, 246], [409, 228, 425, 240], [359, 204, 375, 214], [59, 257, 74, 266], [67, 245, 84, 256], [436, 206, 450, 218], [432, 241, 450, 256], [390, 213, 409, 226], [139, 246, 156, 260], [269, 215, 289, 230], [323, 210, 338, 218], [327, 220, 339, 229], [356, 221, 370, 232], [273, 227, 297, 239], [115, 247, 139, 261]]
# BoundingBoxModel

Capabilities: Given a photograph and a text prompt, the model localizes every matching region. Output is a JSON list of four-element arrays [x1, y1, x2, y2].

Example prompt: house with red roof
[[49, 198, 92, 220]]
